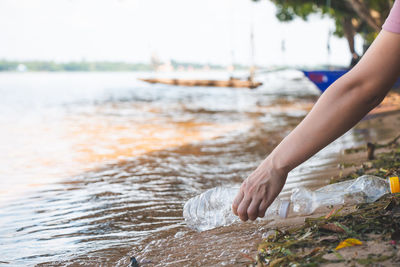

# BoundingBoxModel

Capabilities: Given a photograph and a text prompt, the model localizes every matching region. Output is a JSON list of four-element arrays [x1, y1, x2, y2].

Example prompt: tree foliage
[[254, 0, 394, 53]]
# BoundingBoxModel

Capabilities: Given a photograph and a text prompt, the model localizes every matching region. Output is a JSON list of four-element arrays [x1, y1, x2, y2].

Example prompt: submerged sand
[[131, 93, 400, 267]]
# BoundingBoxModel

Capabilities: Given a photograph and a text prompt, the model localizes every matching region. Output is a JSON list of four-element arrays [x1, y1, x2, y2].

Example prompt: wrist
[[262, 152, 291, 176]]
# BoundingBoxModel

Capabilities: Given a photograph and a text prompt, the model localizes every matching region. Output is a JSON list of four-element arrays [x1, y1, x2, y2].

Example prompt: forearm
[[265, 75, 386, 173], [260, 31, 400, 175], [233, 30, 400, 222]]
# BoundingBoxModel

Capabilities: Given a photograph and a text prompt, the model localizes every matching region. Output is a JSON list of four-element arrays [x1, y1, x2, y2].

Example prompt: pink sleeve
[[383, 0, 400, 34]]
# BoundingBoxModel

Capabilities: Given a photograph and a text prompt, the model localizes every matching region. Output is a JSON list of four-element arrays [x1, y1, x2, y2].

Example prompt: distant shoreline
[[0, 60, 346, 73], [0, 60, 240, 72]]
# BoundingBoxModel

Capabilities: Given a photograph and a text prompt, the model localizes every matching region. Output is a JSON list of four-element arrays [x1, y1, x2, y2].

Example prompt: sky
[[0, 0, 364, 66]]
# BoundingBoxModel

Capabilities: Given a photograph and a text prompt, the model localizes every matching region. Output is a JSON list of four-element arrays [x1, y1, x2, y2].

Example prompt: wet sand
[[130, 96, 400, 267], [1, 73, 399, 266], [0, 71, 321, 266]]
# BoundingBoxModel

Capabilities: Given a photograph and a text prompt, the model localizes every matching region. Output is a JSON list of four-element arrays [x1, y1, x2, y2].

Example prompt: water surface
[[0, 71, 396, 266]]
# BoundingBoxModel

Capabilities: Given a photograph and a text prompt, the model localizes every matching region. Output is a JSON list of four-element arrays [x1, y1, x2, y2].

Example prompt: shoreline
[[131, 92, 400, 266], [248, 104, 400, 266], [365, 91, 400, 118]]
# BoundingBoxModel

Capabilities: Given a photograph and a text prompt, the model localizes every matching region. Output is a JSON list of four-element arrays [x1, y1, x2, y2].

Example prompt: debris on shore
[[247, 136, 400, 266]]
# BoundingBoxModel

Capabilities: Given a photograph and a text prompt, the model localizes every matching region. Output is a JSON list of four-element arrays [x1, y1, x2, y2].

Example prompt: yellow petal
[[335, 238, 363, 250]]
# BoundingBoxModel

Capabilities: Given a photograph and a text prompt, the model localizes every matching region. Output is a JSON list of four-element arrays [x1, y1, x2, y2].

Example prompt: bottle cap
[[389, 176, 400, 193], [279, 200, 290, 218]]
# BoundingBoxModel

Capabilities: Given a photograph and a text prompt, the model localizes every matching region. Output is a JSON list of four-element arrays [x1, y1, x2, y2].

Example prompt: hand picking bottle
[[183, 175, 400, 232]]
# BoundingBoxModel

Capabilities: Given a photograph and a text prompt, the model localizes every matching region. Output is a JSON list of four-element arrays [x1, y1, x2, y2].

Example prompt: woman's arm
[[232, 30, 400, 221]]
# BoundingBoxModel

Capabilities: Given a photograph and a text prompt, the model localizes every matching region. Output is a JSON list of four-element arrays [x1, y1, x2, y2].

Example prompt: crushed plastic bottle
[[183, 175, 399, 232], [183, 187, 239, 232], [291, 175, 392, 215]]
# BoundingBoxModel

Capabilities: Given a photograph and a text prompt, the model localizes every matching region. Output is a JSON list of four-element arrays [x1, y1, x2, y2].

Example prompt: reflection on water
[[0, 72, 397, 266]]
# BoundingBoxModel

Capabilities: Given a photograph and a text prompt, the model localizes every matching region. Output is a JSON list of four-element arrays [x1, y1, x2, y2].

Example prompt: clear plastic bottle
[[183, 175, 399, 232], [183, 187, 238, 232], [291, 175, 393, 214]]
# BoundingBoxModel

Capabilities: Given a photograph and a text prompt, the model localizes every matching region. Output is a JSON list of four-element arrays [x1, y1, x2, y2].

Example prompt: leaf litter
[[246, 136, 400, 266]]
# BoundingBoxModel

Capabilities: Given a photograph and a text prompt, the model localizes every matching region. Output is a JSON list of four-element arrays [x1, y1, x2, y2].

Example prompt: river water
[[0, 71, 397, 266]]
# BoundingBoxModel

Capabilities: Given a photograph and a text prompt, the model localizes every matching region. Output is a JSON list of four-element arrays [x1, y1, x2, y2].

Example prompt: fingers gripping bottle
[[183, 187, 290, 231]]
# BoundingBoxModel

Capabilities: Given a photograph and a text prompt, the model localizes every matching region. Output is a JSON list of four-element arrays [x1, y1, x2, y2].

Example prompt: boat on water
[[139, 77, 262, 89], [303, 70, 400, 93], [140, 2, 262, 90]]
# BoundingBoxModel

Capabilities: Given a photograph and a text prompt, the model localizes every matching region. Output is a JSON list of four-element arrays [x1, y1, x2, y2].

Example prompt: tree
[[253, 0, 394, 64]]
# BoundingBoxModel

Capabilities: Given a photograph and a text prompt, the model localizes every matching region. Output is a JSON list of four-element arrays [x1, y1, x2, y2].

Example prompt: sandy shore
[[367, 91, 400, 117], [131, 92, 400, 267], [248, 92, 400, 267]]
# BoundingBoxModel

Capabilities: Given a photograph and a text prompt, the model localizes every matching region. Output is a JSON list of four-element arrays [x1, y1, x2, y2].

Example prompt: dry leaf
[[320, 223, 345, 233], [335, 238, 362, 250], [325, 208, 337, 219]]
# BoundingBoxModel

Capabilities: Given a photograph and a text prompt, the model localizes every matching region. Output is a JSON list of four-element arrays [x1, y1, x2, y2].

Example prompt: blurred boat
[[302, 70, 347, 93], [303, 70, 400, 93], [140, 5, 262, 90], [139, 77, 262, 89]]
